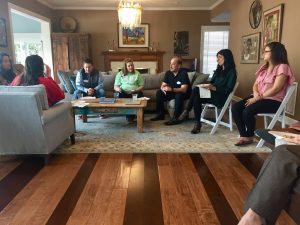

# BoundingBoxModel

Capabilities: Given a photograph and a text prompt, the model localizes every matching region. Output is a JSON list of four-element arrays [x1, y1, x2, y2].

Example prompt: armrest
[[41, 102, 72, 125]]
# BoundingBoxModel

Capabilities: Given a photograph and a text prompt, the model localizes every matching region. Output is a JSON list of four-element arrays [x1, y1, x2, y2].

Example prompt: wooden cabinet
[[52, 33, 90, 80]]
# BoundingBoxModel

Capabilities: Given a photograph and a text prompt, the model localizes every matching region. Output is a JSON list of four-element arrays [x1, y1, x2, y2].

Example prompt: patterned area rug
[[55, 115, 271, 153]]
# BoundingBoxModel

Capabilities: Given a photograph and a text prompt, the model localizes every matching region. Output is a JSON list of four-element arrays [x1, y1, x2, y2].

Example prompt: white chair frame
[[200, 82, 239, 135], [256, 82, 298, 148]]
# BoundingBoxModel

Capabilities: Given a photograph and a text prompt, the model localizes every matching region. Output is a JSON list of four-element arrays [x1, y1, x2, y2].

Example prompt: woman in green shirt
[[178, 49, 237, 134], [114, 58, 145, 121]]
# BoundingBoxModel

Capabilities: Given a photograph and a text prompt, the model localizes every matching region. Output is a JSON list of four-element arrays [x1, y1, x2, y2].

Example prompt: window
[[200, 26, 229, 77]]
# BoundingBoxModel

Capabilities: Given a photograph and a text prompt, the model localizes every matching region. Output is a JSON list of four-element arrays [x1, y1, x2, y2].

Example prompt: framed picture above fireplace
[[118, 24, 149, 48]]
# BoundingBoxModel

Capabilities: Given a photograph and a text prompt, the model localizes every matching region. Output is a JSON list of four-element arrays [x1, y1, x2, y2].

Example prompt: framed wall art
[[0, 18, 8, 47], [118, 24, 149, 48], [174, 31, 189, 56], [249, 0, 262, 29], [241, 32, 261, 64], [262, 4, 284, 48]]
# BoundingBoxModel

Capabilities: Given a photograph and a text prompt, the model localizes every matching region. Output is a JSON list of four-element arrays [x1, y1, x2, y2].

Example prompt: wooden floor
[[0, 153, 296, 225]]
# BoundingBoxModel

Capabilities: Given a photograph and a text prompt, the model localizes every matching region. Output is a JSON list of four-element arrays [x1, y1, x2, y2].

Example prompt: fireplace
[[102, 51, 165, 74]]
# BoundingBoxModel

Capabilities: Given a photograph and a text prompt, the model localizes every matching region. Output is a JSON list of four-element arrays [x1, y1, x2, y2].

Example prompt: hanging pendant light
[[118, 0, 142, 29]]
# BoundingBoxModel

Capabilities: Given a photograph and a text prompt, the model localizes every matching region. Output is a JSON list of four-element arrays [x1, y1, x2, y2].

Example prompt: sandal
[[234, 139, 253, 146]]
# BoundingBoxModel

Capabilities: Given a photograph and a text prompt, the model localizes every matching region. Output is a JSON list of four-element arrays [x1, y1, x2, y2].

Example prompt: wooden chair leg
[[70, 134, 75, 145]]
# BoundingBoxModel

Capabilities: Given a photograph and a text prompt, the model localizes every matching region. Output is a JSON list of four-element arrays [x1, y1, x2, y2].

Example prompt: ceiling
[[37, 0, 224, 10]]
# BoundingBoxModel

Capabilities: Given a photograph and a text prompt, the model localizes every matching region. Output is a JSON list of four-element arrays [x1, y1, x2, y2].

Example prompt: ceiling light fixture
[[118, 0, 142, 29]]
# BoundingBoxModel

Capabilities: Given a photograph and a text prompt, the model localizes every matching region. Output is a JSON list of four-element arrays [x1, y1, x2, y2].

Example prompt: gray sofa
[[58, 70, 209, 114], [0, 85, 75, 155]]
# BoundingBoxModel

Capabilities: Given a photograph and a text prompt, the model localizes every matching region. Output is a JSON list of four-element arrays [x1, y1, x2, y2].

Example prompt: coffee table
[[72, 98, 148, 133]]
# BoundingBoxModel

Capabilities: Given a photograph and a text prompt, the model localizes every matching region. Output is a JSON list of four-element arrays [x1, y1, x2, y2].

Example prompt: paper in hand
[[196, 84, 211, 98]]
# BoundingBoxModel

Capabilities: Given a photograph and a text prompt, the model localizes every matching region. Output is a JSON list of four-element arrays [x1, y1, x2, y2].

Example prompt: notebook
[[99, 98, 116, 104], [124, 100, 141, 105]]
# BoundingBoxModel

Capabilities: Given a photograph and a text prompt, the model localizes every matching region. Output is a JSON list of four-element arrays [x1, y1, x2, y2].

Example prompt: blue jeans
[[74, 89, 105, 99]]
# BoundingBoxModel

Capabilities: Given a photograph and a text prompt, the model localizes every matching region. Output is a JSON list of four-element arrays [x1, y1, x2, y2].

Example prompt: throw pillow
[[187, 71, 196, 83], [192, 72, 209, 87], [69, 75, 77, 91], [57, 70, 75, 94]]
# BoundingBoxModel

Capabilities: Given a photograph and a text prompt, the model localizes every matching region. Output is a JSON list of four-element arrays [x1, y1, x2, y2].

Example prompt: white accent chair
[[256, 81, 298, 148], [200, 81, 239, 134]]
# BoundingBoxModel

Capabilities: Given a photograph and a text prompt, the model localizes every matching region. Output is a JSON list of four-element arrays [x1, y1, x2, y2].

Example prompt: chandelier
[[118, 0, 142, 29]]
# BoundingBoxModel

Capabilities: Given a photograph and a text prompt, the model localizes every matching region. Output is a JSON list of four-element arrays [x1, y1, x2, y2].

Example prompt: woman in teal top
[[178, 49, 237, 134], [114, 58, 144, 121]]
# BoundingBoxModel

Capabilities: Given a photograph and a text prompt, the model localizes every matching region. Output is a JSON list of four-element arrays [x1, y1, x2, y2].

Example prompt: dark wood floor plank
[[46, 153, 100, 225], [201, 154, 256, 219], [179, 154, 220, 225], [0, 154, 87, 225], [0, 156, 44, 212], [123, 154, 164, 225], [0, 157, 22, 181], [190, 153, 238, 225]]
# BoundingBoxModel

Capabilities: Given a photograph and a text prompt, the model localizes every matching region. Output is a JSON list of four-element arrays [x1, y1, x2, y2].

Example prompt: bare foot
[[238, 208, 263, 225]]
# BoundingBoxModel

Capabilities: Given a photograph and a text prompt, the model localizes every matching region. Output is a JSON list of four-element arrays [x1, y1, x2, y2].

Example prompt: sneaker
[[150, 115, 165, 121], [164, 118, 181, 125], [191, 122, 201, 134]]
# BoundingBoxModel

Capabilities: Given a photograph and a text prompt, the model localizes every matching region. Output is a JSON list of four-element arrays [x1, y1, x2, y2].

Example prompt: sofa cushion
[[191, 72, 209, 87], [103, 74, 116, 91], [142, 72, 165, 90], [69, 75, 77, 91], [57, 70, 75, 94], [0, 84, 49, 109]]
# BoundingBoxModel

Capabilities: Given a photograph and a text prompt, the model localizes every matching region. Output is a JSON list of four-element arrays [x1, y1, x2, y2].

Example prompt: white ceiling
[[37, 0, 224, 10]]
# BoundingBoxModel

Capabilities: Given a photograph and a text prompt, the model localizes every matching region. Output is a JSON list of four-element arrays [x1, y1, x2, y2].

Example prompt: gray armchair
[[0, 85, 75, 155]]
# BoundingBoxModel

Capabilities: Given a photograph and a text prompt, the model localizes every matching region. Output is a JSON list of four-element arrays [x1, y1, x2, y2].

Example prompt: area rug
[[55, 115, 271, 153]]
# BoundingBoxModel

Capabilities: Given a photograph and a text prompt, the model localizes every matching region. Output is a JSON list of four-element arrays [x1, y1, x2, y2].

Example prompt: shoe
[[150, 115, 165, 121], [234, 139, 253, 146], [178, 110, 188, 121], [126, 115, 135, 123], [164, 118, 181, 125], [191, 122, 201, 134]]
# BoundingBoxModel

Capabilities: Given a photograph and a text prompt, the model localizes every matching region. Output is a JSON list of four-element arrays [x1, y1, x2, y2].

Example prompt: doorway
[[8, 3, 53, 77]]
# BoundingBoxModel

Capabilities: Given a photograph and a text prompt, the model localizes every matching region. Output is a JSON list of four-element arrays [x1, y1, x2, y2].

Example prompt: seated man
[[238, 141, 300, 225], [150, 56, 191, 125], [74, 58, 105, 99]]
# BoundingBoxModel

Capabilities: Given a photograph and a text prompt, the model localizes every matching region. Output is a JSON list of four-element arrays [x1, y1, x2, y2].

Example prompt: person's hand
[[87, 88, 95, 96], [245, 97, 257, 107], [161, 86, 169, 93], [253, 91, 260, 99], [115, 87, 122, 93]]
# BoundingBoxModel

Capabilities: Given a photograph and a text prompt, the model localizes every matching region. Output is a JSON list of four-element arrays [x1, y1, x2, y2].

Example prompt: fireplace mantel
[[102, 51, 165, 73]]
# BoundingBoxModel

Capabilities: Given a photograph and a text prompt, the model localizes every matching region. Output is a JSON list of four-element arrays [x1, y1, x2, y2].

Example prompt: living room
[[0, 0, 299, 224]]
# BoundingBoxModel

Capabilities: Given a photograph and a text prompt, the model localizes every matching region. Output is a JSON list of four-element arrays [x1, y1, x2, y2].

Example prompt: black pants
[[155, 89, 190, 118], [244, 145, 300, 225], [186, 87, 212, 122], [118, 91, 143, 98], [231, 96, 281, 137]]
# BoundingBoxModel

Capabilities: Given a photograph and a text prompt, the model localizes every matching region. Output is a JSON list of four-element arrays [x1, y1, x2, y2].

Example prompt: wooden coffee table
[[72, 98, 148, 133]]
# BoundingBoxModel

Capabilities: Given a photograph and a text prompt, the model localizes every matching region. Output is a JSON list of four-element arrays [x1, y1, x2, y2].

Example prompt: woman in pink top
[[232, 42, 295, 146]]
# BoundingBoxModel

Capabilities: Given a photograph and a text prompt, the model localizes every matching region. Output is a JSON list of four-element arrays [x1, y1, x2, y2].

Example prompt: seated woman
[[0, 52, 16, 85], [177, 49, 237, 134], [11, 55, 65, 107], [238, 143, 300, 225], [114, 58, 144, 121], [232, 42, 295, 146]]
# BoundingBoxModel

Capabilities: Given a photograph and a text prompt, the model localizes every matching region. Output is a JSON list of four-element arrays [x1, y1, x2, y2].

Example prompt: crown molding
[[37, 0, 220, 11]]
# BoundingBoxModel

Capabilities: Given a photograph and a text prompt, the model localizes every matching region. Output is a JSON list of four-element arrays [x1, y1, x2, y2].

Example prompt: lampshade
[[118, 0, 142, 29]]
